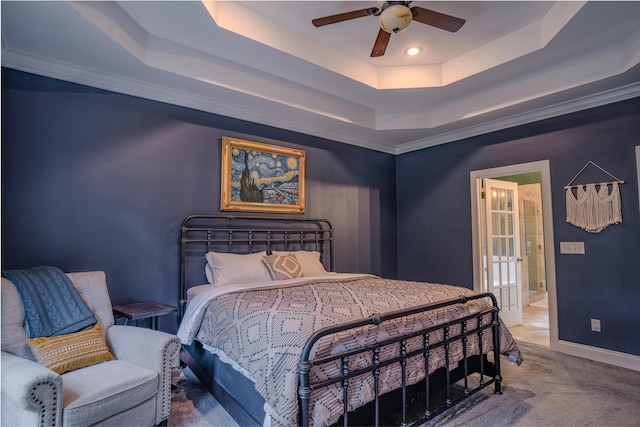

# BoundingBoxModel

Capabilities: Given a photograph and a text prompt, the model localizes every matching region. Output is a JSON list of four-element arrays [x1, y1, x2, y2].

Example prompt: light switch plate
[[560, 242, 585, 254]]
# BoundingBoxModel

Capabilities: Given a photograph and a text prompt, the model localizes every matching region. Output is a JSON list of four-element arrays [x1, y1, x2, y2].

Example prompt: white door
[[483, 178, 523, 326]]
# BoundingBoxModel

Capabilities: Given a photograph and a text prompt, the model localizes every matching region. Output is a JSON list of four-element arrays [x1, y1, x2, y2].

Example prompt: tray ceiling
[[2, 1, 639, 154]]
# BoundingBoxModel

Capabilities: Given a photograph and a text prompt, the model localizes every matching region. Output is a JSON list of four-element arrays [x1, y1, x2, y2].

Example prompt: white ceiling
[[2, 1, 639, 154]]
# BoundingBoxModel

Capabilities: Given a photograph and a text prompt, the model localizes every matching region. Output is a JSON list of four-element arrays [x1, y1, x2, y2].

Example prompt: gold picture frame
[[220, 137, 306, 213]]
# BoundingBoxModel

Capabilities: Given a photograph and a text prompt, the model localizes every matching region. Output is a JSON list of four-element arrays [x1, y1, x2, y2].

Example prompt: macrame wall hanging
[[565, 161, 625, 233]]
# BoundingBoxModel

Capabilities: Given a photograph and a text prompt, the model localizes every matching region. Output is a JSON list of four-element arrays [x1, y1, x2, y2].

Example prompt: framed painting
[[220, 137, 306, 213]]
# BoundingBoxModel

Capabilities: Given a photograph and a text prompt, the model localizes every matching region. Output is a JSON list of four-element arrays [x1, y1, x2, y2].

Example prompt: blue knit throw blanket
[[2, 266, 97, 338]]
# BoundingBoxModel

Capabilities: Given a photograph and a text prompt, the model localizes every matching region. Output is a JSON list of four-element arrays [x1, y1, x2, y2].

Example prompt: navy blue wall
[[396, 98, 640, 356], [3, 68, 639, 357], [1, 68, 398, 332]]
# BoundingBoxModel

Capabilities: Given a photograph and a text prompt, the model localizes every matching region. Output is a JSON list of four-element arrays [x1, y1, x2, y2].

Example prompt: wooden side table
[[112, 301, 177, 330]]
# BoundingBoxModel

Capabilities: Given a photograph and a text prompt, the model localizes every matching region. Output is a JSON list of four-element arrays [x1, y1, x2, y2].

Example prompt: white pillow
[[271, 250, 330, 276], [204, 263, 215, 285], [204, 251, 271, 285]]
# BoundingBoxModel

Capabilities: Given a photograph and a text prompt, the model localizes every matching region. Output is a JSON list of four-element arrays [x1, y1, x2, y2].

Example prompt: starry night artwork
[[220, 137, 306, 213]]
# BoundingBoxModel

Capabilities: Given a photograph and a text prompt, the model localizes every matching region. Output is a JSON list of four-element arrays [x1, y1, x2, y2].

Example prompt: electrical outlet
[[591, 318, 601, 332], [560, 242, 585, 254]]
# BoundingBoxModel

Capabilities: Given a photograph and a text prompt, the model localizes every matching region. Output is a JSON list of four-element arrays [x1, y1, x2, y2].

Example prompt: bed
[[177, 214, 522, 427]]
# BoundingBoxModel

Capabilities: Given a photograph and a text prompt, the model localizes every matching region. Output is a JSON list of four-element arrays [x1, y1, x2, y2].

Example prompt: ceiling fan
[[312, 1, 466, 57]]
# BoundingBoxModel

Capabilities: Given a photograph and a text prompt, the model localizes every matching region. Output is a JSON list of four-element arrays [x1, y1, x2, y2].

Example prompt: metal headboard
[[179, 214, 333, 321]]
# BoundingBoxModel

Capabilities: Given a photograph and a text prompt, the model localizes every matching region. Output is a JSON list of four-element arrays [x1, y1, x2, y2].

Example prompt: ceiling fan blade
[[370, 29, 391, 57], [410, 6, 466, 32], [312, 7, 379, 27]]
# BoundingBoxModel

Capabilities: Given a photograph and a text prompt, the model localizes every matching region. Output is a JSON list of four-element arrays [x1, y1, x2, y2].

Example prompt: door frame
[[470, 160, 559, 348]]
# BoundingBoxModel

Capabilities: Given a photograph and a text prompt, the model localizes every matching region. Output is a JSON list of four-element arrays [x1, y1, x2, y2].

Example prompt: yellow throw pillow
[[263, 253, 304, 280], [28, 324, 114, 374]]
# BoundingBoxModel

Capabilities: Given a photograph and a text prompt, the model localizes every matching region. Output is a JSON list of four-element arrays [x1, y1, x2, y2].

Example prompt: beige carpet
[[169, 341, 640, 426], [424, 341, 640, 427]]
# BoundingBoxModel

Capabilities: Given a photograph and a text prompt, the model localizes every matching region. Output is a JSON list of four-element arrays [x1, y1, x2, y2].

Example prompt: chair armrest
[[106, 325, 180, 373], [106, 325, 181, 424], [1, 351, 63, 427]]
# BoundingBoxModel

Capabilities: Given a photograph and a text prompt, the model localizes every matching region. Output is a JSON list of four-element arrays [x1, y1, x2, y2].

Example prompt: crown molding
[[3, 50, 638, 157], [1, 51, 397, 154], [395, 82, 640, 155]]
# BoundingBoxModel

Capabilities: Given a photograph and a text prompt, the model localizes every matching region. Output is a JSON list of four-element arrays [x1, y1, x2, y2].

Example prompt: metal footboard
[[298, 293, 503, 427]]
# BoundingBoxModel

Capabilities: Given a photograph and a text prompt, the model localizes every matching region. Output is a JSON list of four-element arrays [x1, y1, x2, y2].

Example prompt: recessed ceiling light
[[405, 46, 422, 56]]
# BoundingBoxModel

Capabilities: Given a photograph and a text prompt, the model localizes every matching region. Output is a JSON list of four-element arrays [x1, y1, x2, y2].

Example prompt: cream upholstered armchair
[[1, 270, 181, 427]]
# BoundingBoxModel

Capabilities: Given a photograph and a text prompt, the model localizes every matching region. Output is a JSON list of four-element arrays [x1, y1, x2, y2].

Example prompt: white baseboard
[[553, 340, 640, 372]]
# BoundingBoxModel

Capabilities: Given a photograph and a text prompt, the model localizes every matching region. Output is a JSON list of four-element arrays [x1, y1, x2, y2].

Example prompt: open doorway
[[493, 173, 549, 346], [470, 161, 558, 348]]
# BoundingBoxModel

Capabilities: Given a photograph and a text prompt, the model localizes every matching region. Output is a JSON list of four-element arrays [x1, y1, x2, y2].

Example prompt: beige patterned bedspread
[[190, 276, 522, 427]]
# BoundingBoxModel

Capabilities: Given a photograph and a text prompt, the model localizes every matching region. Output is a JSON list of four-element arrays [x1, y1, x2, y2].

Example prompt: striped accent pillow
[[263, 254, 304, 280], [28, 324, 114, 374]]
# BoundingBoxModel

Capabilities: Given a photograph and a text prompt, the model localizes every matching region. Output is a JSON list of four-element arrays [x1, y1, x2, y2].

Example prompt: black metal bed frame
[[179, 214, 333, 320], [298, 293, 503, 427], [179, 214, 503, 427]]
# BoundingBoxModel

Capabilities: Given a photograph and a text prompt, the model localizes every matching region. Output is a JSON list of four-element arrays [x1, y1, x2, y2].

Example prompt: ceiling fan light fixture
[[379, 4, 412, 34]]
